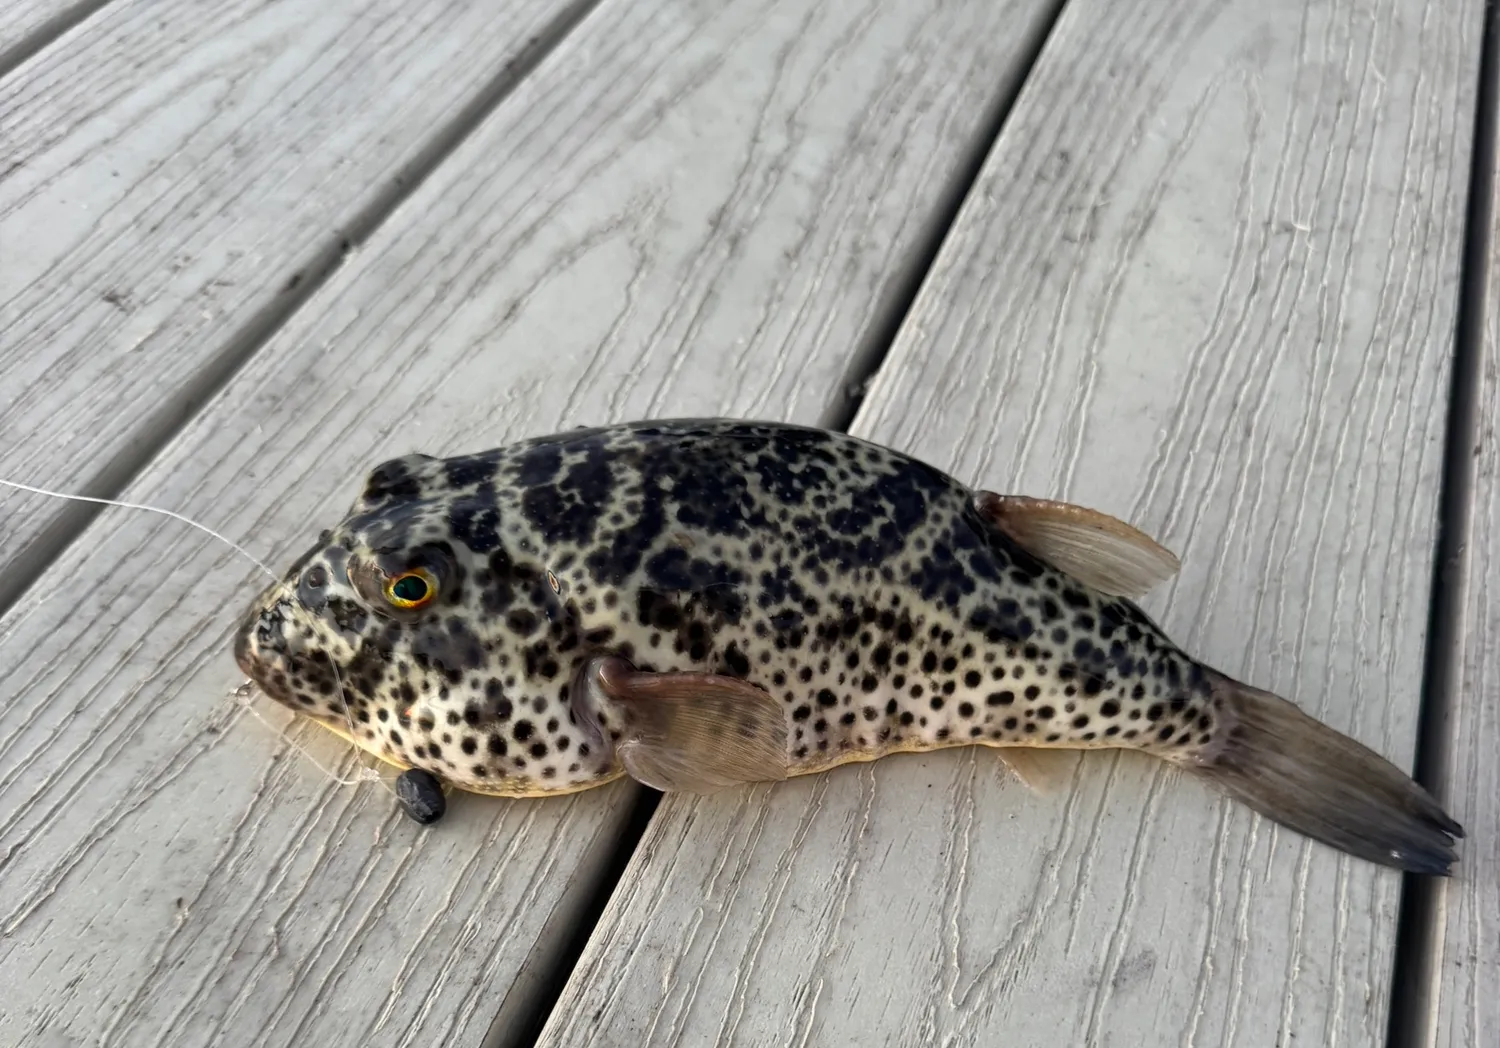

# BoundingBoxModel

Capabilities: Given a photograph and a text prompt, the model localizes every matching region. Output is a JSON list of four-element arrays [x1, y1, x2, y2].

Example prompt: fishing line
[[0, 479, 279, 581], [291, 597, 386, 778], [231, 683, 389, 792], [2, 477, 386, 795]]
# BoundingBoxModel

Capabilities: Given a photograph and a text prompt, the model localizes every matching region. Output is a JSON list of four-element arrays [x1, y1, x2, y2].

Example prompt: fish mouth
[[234, 607, 396, 767], [232, 613, 263, 685], [233, 599, 296, 705], [231, 584, 419, 777]]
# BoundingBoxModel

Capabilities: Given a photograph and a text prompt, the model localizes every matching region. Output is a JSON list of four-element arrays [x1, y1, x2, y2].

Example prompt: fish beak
[[232, 583, 302, 706], [232, 603, 271, 682]]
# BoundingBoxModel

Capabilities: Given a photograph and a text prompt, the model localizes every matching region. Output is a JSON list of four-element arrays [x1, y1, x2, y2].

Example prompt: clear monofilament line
[[5, 476, 388, 795], [0, 478, 279, 581], [324, 632, 369, 766], [232, 684, 392, 794]]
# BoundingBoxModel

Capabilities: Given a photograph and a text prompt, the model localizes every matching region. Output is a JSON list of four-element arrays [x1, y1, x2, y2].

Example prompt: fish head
[[232, 450, 568, 791]]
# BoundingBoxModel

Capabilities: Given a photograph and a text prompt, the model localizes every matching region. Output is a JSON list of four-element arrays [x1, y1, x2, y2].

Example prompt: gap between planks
[[0, 0, 606, 620], [0, 0, 114, 80], [508, 2, 1076, 1044], [1387, 0, 1499, 1045], [821, 0, 1071, 433], [520, 0, 1484, 1043], [0, 2, 1087, 1045]]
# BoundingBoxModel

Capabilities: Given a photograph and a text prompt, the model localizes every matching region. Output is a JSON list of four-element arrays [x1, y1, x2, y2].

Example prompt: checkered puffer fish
[[233, 419, 1462, 874]]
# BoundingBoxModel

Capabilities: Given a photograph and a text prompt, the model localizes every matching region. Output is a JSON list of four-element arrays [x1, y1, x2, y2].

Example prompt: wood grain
[[0, 0, 585, 583], [537, 0, 1482, 1045], [0, 0, 1058, 1044], [1430, 52, 1498, 1048]]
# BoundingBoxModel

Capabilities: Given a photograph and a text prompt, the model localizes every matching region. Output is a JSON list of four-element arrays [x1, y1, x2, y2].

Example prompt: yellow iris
[[384, 568, 437, 609]]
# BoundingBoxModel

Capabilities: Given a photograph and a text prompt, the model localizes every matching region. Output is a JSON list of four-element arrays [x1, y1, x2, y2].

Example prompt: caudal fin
[[1179, 673, 1462, 875]]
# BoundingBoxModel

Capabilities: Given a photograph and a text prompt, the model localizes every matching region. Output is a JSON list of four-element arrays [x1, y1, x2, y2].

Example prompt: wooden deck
[[0, 1, 1491, 1045]]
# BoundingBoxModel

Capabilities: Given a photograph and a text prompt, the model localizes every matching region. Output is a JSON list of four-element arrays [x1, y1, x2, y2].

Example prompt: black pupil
[[392, 575, 429, 603]]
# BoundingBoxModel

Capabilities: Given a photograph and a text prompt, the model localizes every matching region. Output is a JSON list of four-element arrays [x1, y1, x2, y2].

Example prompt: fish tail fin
[[1176, 671, 1462, 875]]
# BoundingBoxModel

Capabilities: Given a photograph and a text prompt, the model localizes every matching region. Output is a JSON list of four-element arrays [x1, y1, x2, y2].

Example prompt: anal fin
[[995, 748, 1073, 794], [571, 656, 789, 793], [973, 491, 1179, 598]]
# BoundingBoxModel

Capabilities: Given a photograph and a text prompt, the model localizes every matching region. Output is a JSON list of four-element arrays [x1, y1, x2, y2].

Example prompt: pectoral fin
[[974, 491, 1179, 598], [570, 656, 789, 793]]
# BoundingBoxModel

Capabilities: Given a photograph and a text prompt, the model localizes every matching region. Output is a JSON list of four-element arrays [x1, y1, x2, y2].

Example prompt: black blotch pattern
[[243, 418, 1222, 802], [449, 487, 501, 553], [362, 454, 434, 506]]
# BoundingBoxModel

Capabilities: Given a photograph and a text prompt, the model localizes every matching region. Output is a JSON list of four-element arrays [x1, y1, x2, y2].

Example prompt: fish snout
[[233, 597, 295, 704], [232, 614, 256, 678]]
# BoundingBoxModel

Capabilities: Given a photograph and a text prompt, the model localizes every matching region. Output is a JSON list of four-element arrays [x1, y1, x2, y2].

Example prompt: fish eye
[[385, 569, 437, 610], [346, 546, 453, 616]]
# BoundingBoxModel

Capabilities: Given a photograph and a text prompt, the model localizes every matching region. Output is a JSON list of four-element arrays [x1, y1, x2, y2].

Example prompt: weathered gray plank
[[1430, 45, 1498, 1048], [0, 0, 1059, 1044], [537, 1, 1481, 1045], [0, 0, 586, 587]]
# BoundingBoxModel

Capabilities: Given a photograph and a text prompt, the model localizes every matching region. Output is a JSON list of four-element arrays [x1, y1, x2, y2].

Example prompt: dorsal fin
[[973, 491, 1179, 599]]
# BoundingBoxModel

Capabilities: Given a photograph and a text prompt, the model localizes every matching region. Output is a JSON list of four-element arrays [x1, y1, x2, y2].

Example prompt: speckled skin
[[234, 419, 1220, 798]]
